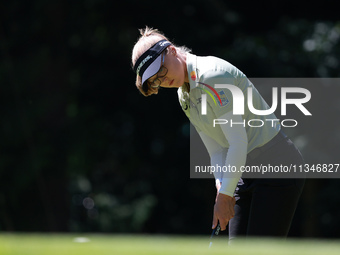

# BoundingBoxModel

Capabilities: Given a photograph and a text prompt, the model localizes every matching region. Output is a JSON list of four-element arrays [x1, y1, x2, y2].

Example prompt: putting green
[[0, 234, 339, 255]]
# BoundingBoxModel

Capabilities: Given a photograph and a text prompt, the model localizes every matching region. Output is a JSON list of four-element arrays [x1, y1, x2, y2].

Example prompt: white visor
[[141, 54, 162, 86]]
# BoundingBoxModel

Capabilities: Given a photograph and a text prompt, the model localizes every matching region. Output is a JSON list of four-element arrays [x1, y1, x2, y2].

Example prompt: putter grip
[[214, 223, 221, 236]]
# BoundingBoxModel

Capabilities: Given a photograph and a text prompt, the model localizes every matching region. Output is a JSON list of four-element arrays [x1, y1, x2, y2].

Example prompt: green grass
[[0, 233, 339, 255]]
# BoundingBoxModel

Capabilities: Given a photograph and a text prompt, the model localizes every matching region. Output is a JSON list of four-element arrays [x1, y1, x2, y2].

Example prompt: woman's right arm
[[198, 130, 239, 231], [198, 132, 226, 191]]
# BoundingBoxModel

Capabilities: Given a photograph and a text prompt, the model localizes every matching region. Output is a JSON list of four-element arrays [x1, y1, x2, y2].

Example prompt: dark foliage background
[[1, 0, 339, 238]]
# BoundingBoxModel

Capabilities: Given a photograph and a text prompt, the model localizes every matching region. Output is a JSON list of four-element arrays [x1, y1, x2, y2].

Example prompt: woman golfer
[[131, 27, 304, 241]]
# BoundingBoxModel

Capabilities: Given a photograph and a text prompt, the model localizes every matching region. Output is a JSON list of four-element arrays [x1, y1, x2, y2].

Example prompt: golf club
[[209, 222, 221, 248]]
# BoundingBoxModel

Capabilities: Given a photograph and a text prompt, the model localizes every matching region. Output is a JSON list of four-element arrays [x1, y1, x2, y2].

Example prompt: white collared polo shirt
[[178, 53, 280, 154]]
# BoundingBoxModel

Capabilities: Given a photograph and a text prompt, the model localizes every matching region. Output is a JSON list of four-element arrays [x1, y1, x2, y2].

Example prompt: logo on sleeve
[[214, 90, 229, 107], [190, 71, 197, 81]]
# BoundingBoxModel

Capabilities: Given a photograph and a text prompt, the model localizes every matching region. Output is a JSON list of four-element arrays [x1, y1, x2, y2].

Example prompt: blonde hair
[[131, 26, 191, 97]]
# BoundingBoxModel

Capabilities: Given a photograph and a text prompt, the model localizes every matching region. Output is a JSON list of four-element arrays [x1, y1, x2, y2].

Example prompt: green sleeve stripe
[[196, 87, 217, 106]]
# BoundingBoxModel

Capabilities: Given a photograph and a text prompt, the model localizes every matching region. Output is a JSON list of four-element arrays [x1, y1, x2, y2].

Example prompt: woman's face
[[148, 46, 188, 89]]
